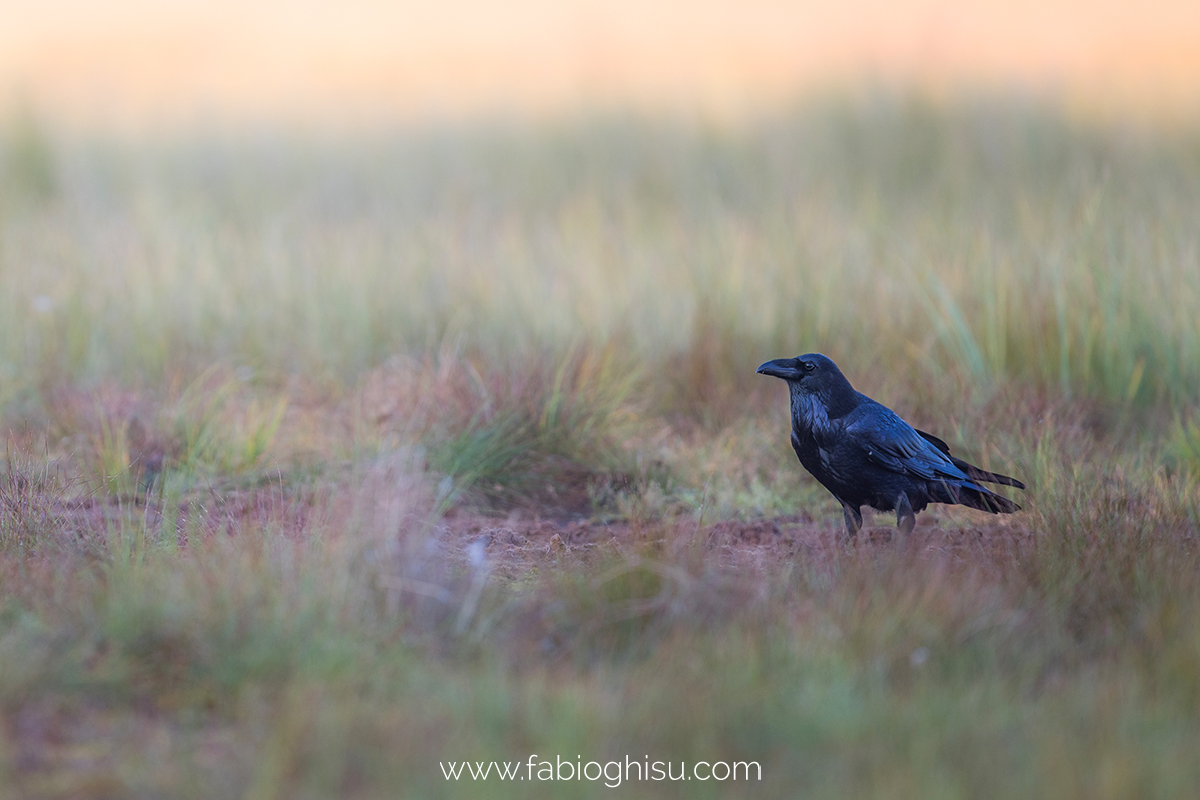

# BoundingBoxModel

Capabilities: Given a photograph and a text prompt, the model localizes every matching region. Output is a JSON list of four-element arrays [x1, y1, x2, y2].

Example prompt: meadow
[[2, 95, 1200, 798]]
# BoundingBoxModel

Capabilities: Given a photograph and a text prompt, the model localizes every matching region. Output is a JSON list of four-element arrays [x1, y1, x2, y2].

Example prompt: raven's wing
[[845, 405, 967, 482], [915, 429, 951, 454]]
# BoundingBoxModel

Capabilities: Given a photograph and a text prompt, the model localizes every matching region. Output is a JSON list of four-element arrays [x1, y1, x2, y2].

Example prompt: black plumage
[[757, 353, 1024, 537]]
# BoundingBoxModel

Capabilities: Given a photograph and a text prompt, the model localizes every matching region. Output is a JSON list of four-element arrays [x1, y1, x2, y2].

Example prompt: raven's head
[[756, 353, 859, 416], [755, 353, 844, 386]]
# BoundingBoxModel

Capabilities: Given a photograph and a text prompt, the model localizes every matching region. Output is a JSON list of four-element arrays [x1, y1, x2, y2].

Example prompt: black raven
[[757, 353, 1024, 537]]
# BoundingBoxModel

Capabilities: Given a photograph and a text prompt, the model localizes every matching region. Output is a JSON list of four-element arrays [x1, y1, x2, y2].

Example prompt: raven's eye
[[802, 361, 816, 373]]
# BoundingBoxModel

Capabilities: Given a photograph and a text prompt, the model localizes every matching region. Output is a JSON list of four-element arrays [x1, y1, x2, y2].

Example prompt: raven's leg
[[896, 493, 916, 537], [841, 503, 862, 539]]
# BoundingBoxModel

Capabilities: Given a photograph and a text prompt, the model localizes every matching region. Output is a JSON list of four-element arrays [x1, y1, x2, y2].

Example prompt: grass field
[[2, 95, 1200, 798]]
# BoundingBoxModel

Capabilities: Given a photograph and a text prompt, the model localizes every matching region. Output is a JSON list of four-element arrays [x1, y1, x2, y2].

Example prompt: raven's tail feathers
[[934, 480, 1022, 514], [915, 429, 1026, 490], [948, 456, 1026, 490]]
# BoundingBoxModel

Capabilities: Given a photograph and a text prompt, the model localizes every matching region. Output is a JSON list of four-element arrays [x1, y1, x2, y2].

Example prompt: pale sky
[[3, 0, 1199, 128]]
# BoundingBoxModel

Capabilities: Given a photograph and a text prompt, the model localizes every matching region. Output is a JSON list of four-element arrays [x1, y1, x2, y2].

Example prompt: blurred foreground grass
[[2, 97, 1200, 798]]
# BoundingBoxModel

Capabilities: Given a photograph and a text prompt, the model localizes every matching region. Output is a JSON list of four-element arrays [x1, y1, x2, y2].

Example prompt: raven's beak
[[756, 358, 800, 380]]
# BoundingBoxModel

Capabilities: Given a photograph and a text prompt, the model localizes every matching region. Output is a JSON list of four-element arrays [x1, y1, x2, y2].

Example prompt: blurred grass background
[[2, 96, 1200, 798], [3, 97, 1197, 405]]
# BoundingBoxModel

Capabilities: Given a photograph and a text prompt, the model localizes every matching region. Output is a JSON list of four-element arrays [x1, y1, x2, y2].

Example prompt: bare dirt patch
[[429, 506, 1035, 577]]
